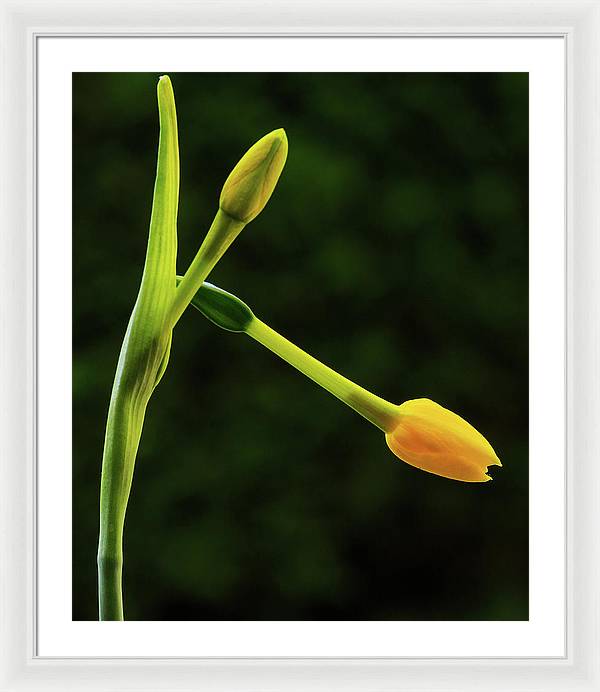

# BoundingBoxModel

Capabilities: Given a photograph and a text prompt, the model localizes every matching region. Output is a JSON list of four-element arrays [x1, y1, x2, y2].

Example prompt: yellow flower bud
[[186, 284, 502, 485], [385, 398, 501, 482], [219, 128, 288, 223]]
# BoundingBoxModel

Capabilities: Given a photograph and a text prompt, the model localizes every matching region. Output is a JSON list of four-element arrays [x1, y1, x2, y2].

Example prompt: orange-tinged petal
[[385, 398, 501, 482]]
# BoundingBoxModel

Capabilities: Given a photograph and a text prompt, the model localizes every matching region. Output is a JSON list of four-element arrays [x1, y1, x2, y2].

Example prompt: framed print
[[1, 1, 599, 691]]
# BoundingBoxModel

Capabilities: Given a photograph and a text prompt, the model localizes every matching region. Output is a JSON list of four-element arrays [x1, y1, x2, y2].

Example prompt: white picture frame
[[1, 0, 597, 689]]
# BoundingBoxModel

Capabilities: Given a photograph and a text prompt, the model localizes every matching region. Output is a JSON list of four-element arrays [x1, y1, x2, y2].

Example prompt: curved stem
[[246, 318, 399, 432]]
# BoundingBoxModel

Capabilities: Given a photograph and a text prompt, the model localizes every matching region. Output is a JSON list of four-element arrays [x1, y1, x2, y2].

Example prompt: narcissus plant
[[97, 74, 501, 622], [97, 76, 287, 620]]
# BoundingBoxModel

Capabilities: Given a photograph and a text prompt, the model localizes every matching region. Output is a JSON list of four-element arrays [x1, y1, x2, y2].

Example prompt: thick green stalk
[[98, 76, 179, 620], [98, 392, 146, 619]]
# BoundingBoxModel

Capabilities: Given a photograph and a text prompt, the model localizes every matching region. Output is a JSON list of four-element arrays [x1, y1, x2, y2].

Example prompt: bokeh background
[[73, 72, 528, 621]]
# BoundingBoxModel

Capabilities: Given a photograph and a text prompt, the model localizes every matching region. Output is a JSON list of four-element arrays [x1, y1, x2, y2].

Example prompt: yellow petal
[[385, 398, 501, 482]]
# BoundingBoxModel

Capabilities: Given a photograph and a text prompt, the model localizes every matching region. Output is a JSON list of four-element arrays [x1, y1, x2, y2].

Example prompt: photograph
[[72, 71, 529, 622]]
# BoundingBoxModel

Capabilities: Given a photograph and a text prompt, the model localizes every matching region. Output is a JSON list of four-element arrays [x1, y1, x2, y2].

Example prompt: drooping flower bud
[[219, 128, 288, 223], [385, 398, 501, 482], [186, 282, 502, 484]]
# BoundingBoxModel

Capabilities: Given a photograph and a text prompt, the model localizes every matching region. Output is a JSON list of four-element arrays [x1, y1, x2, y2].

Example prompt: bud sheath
[[183, 279, 254, 332]]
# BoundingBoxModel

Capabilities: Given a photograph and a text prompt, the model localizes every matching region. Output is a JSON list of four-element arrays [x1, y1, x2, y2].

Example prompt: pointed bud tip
[[256, 128, 288, 161], [271, 127, 287, 142]]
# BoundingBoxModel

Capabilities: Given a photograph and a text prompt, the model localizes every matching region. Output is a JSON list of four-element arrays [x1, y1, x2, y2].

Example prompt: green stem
[[246, 318, 399, 432], [97, 76, 179, 621], [97, 554, 124, 621], [98, 387, 148, 620], [169, 209, 245, 327]]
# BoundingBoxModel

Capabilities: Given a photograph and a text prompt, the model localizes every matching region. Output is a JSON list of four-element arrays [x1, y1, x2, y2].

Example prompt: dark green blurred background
[[73, 72, 528, 621]]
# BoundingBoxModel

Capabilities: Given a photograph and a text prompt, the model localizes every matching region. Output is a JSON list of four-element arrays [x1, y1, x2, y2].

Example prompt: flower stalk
[[186, 281, 502, 483]]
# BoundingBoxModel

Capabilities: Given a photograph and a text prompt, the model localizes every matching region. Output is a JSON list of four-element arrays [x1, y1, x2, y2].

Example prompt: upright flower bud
[[169, 129, 288, 327], [219, 128, 288, 223], [385, 399, 501, 482]]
